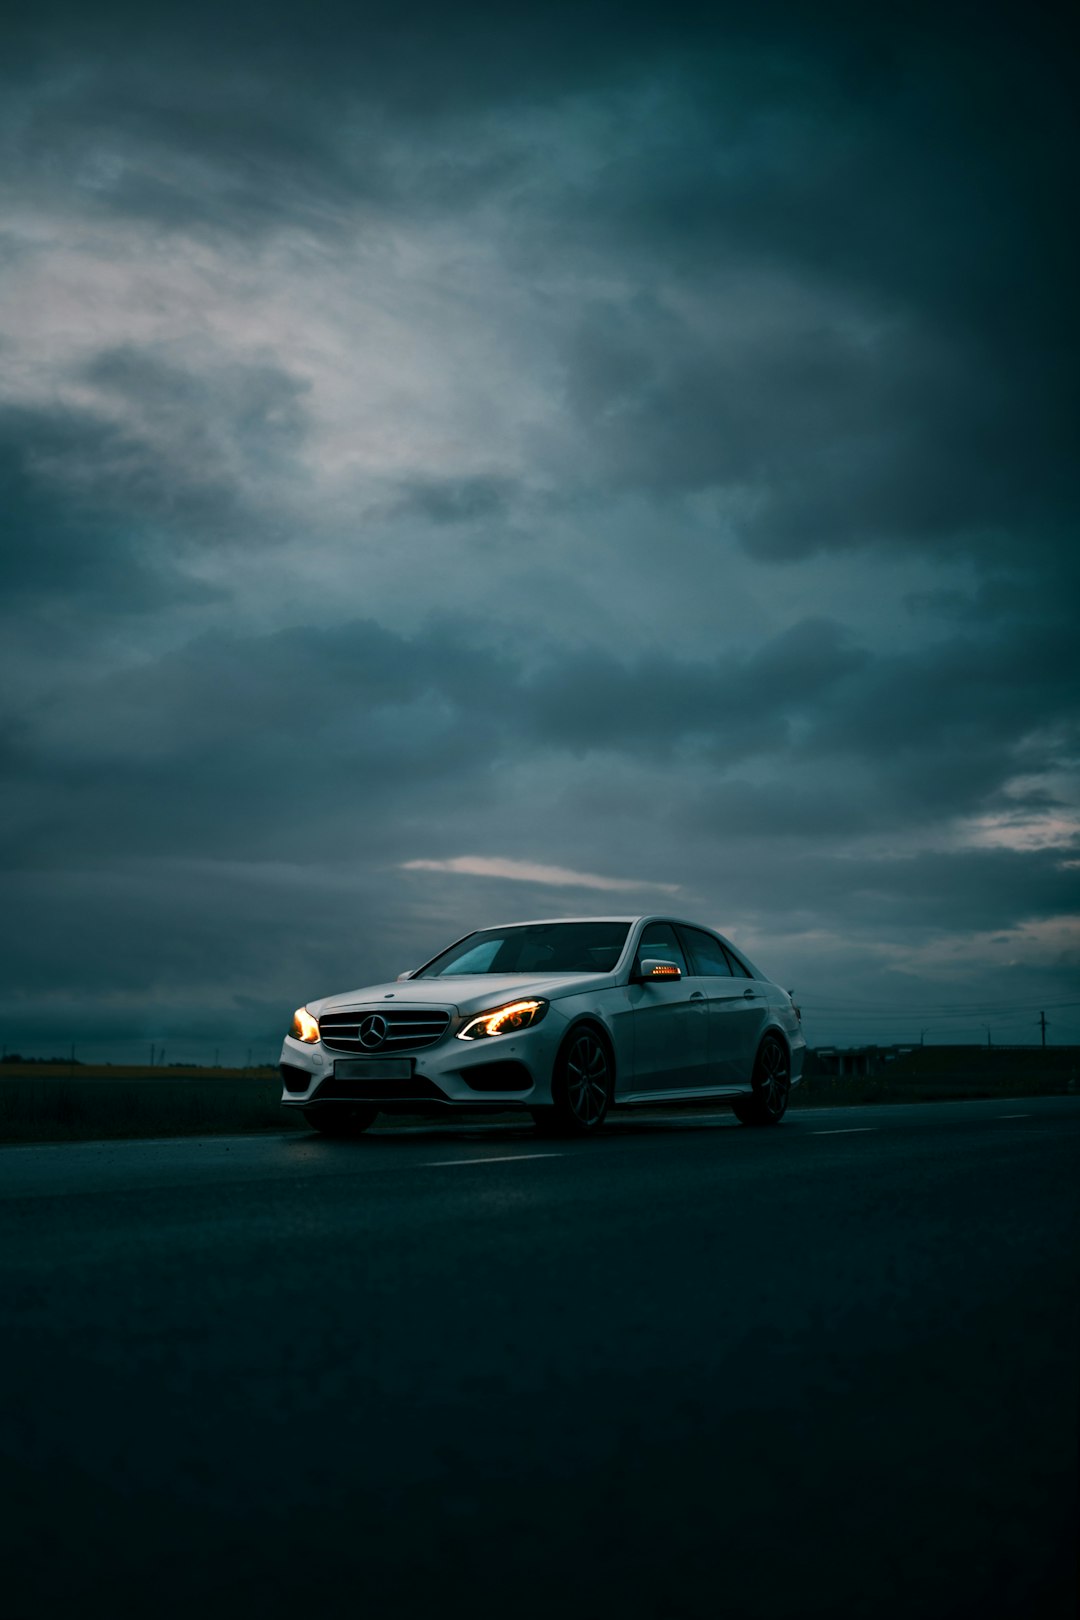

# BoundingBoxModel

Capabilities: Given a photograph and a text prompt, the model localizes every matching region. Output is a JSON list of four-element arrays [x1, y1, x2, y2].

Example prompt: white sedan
[[278, 920, 803, 1134], [280, 915, 805, 1136]]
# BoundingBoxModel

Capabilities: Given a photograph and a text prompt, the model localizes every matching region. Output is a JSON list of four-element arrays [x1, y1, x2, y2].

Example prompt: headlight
[[457, 999, 548, 1040], [291, 1007, 320, 1044]]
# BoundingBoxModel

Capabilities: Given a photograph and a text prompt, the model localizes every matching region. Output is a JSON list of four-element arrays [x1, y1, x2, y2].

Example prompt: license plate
[[334, 1058, 413, 1081]]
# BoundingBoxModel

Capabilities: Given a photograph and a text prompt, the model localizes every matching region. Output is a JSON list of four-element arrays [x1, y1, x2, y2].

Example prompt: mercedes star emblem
[[358, 1014, 389, 1049]]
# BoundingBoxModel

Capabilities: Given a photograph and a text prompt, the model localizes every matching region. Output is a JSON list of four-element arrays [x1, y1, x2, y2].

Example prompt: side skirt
[[616, 1084, 753, 1106]]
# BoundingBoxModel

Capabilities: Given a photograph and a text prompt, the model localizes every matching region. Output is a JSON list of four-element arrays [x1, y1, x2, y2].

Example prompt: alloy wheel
[[756, 1035, 791, 1118], [564, 1031, 611, 1127]]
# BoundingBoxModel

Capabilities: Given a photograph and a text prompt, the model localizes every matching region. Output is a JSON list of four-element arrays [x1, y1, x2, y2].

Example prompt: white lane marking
[[424, 1152, 563, 1168], [997, 1114, 1030, 1120], [812, 1128, 877, 1135]]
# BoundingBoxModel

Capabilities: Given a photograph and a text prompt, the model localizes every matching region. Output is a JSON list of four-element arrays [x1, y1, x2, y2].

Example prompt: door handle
[[742, 989, 758, 999], [689, 991, 706, 1001]]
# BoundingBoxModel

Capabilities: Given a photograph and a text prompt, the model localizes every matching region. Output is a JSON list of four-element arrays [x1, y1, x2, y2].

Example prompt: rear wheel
[[534, 1026, 613, 1135], [302, 1105, 378, 1136], [732, 1034, 791, 1127]]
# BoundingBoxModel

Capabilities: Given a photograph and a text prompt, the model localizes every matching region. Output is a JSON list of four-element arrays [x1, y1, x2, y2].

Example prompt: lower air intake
[[459, 1061, 532, 1093], [280, 1063, 311, 1093]]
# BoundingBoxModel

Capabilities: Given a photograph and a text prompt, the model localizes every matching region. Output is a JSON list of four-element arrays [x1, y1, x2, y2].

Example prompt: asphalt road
[[2, 1098, 1077, 1620]]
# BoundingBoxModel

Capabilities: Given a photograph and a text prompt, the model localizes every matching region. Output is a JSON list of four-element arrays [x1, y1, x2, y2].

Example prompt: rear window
[[722, 944, 753, 978]]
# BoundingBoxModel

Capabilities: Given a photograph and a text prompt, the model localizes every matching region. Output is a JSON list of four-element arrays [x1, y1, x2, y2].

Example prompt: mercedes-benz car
[[279, 915, 805, 1136]]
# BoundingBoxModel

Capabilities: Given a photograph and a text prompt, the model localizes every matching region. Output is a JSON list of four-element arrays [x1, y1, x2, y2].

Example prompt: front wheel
[[535, 1027, 613, 1135], [302, 1105, 378, 1136], [732, 1035, 791, 1127]]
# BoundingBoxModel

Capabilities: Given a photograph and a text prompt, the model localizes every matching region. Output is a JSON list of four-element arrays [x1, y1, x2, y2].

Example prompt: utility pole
[[919, 1029, 925, 1047], [985, 1026, 992, 1049], [1039, 1011, 1048, 1048]]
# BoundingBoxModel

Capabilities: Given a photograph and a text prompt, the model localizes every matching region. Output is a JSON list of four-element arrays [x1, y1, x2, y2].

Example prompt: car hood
[[313, 973, 616, 1018]]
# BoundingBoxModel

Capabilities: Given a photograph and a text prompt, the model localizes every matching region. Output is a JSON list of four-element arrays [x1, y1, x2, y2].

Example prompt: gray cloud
[[385, 476, 520, 528], [1, 1, 1077, 1054], [5, 611, 1074, 873], [0, 347, 315, 658], [0, 406, 223, 611]]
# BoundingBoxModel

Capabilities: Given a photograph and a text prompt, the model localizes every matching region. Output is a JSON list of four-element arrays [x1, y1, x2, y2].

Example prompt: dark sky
[[3, 2, 1077, 1061]]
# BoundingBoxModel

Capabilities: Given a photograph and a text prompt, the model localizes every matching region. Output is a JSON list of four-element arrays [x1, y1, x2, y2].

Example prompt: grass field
[[0, 1056, 1073, 1144], [0, 1070, 299, 1144], [0, 1062, 279, 1080]]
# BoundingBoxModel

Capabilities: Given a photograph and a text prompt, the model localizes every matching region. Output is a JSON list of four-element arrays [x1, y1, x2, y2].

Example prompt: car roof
[[474, 916, 729, 933], [478, 916, 645, 928]]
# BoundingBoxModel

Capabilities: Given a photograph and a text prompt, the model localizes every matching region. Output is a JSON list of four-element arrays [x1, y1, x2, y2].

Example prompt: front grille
[[318, 1007, 451, 1055]]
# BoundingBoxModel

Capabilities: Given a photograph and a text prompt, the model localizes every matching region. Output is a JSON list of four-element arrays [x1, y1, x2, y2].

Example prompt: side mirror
[[396, 970, 414, 982], [635, 958, 682, 982]]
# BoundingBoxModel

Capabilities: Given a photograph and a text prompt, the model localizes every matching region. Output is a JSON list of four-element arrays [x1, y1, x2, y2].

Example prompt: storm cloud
[[2, 1, 1076, 1060]]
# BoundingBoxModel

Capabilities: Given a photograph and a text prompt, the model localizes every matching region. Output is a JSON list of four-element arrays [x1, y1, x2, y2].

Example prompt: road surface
[[2, 1097, 1077, 1618]]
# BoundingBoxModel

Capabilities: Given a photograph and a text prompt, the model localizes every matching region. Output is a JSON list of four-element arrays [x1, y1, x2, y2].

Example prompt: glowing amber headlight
[[457, 999, 548, 1040], [291, 1007, 320, 1044]]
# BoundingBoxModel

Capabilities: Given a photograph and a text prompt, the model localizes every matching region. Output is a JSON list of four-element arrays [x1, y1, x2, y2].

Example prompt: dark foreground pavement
[[1, 1098, 1077, 1619]]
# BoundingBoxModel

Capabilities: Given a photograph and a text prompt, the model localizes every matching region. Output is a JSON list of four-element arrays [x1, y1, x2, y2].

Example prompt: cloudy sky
[[3, 1, 1077, 1062]]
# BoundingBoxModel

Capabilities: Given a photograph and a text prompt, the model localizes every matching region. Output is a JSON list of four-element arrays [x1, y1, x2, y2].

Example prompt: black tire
[[732, 1034, 791, 1127], [302, 1105, 378, 1136], [540, 1025, 613, 1135]]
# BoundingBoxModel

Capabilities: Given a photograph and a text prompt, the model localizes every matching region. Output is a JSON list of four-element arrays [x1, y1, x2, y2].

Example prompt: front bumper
[[279, 1017, 562, 1113]]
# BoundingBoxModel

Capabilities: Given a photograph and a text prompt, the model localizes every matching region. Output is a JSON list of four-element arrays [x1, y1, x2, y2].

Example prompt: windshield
[[416, 922, 631, 978]]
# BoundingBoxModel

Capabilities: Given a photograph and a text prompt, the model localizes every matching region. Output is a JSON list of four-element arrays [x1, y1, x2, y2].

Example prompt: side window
[[635, 923, 688, 976], [678, 927, 733, 977], [722, 942, 752, 978]]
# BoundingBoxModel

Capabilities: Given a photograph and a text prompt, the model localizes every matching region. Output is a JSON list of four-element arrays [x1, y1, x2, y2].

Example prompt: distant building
[[807, 1044, 1078, 1085], [809, 1046, 891, 1078]]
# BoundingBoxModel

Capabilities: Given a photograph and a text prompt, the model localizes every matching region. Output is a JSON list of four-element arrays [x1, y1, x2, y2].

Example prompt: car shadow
[[280, 1105, 750, 1151]]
